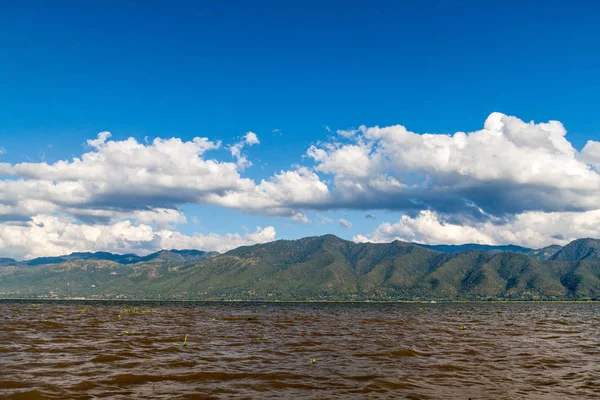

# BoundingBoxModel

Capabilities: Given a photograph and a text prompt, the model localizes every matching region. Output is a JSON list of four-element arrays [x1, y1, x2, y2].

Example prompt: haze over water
[[1, 301, 599, 399]]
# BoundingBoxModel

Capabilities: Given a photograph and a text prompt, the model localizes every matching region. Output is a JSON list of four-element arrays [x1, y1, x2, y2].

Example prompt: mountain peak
[[551, 238, 600, 262]]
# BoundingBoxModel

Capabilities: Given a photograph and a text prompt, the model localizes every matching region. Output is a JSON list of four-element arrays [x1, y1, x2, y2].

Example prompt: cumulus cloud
[[0, 132, 327, 224], [580, 140, 600, 171], [0, 214, 276, 260], [353, 209, 600, 249], [291, 212, 310, 223], [3, 112, 600, 257], [336, 127, 362, 138], [307, 113, 600, 220], [228, 131, 260, 169], [339, 218, 352, 229], [203, 167, 331, 218]]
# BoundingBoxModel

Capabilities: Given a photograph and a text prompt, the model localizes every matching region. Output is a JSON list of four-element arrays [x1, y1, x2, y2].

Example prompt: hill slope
[[414, 243, 562, 260], [1, 235, 598, 300], [551, 238, 600, 262], [8, 249, 218, 267]]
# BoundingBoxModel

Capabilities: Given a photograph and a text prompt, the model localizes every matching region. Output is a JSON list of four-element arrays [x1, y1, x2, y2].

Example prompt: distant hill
[[415, 243, 532, 254], [551, 238, 600, 262], [0, 235, 598, 301], [0, 258, 17, 267], [13, 249, 218, 267], [137, 249, 219, 264], [414, 243, 562, 260]]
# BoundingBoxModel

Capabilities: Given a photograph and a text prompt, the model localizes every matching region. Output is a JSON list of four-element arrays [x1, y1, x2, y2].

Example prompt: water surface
[[1, 301, 599, 399]]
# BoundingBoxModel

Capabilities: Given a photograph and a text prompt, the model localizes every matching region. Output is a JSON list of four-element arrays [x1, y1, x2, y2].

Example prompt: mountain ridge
[[0, 235, 598, 301], [1, 249, 218, 267], [1, 237, 564, 265]]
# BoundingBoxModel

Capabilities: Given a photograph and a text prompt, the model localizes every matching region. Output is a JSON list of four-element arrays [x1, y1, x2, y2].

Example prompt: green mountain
[[0, 258, 18, 267], [0, 236, 598, 301], [414, 243, 562, 260], [415, 242, 532, 254], [551, 238, 600, 262], [4, 249, 217, 267], [527, 245, 563, 260]]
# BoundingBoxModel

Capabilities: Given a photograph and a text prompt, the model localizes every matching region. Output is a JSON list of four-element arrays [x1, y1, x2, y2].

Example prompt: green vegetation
[[1, 236, 600, 301]]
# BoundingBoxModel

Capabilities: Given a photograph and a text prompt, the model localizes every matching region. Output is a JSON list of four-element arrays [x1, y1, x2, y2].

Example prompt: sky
[[1, 0, 600, 259]]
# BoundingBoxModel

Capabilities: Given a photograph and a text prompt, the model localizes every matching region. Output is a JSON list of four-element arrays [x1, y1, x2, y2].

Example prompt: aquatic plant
[[211, 317, 218, 322], [77, 307, 88, 313], [309, 358, 317, 364], [121, 308, 152, 314], [184, 335, 188, 345], [458, 325, 467, 330]]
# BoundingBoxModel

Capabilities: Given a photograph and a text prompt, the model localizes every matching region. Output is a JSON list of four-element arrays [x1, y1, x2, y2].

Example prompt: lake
[[1, 301, 599, 399]]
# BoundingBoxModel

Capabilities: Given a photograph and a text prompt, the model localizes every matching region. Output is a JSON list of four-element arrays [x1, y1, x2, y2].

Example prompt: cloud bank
[[1, 112, 600, 258]]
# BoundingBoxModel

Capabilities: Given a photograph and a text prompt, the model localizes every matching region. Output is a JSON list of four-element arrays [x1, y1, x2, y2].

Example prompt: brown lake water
[[0, 301, 599, 399]]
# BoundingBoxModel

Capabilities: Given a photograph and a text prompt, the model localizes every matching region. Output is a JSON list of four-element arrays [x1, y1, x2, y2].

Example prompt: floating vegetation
[[418, 307, 424, 311], [458, 325, 467, 330], [211, 317, 218, 322], [77, 308, 88, 313], [497, 310, 503, 313], [263, 335, 267, 339], [117, 314, 122, 320], [123, 330, 129, 334], [121, 309, 152, 314], [309, 358, 317, 364], [184, 335, 188, 346]]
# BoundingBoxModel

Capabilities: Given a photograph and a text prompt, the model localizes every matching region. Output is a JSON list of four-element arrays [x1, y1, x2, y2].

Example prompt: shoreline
[[0, 298, 597, 304]]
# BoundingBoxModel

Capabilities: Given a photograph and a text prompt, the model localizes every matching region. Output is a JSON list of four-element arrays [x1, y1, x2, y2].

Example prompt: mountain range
[[1, 236, 599, 301]]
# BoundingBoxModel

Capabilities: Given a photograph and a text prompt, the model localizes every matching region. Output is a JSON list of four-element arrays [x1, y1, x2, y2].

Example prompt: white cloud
[[291, 212, 310, 223], [580, 140, 600, 171], [154, 225, 275, 254], [2, 112, 600, 257], [228, 131, 260, 169], [0, 214, 276, 260], [336, 127, 362, 138], [339, 218, 352, 229], [307, 113, 600, 218], [203, 167, 331, 217], [354, 209, 600, 249], [0, 132, 326, 224], [0, 147, 6, 155]]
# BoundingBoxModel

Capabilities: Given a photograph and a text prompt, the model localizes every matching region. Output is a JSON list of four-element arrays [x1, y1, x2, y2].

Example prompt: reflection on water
[[1, 301, 599, 399]]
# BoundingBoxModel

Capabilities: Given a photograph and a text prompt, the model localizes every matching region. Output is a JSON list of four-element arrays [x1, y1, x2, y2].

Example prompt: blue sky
[[1, 1, 600, 258]]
